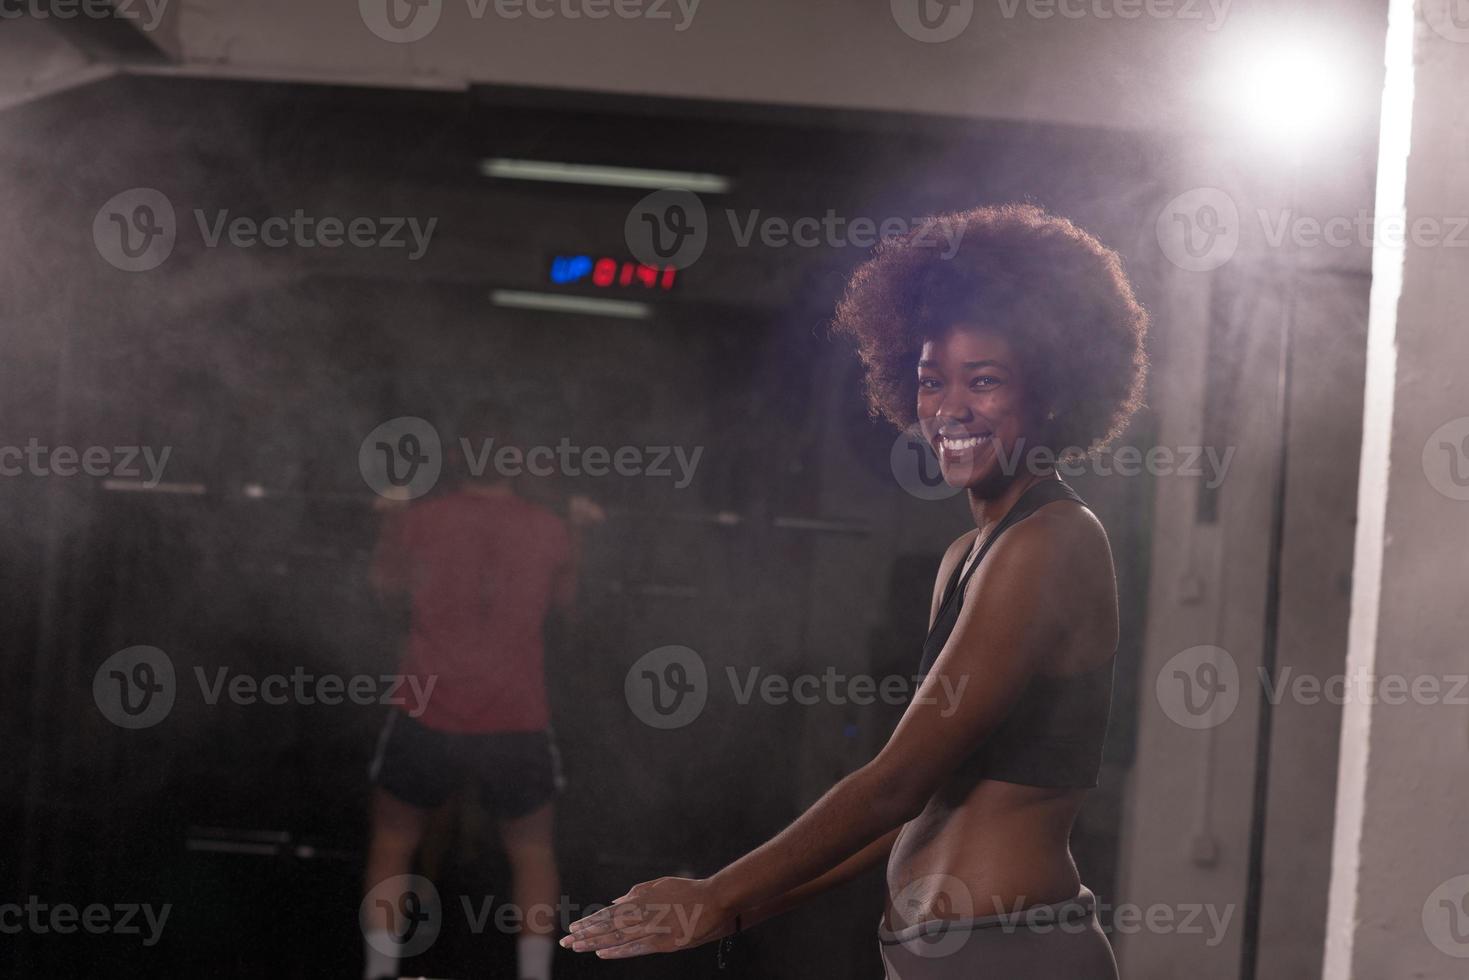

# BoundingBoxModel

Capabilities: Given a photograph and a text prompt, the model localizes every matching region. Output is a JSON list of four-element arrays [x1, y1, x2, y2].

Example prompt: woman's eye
[[971, 375, 1001, 390], [918, 377, 941, 391]]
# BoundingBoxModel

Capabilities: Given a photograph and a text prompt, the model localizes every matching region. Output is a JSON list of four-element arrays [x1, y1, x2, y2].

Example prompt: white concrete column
[[1323, 0, 1469, 976]]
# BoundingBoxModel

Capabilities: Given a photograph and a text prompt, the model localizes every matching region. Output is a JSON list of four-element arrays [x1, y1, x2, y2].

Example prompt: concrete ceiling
[[4, 0, 1388, 138]]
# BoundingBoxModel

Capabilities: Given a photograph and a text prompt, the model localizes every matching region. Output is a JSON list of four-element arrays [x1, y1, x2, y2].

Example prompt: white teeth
[[940, 434, 991, 451]]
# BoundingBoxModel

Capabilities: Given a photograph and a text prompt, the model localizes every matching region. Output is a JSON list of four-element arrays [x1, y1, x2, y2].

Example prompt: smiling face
[[916, 325, 1041, 494]]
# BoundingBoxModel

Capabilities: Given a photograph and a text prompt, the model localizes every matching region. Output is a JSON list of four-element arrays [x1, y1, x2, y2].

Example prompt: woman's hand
[[560, 876, 736, 959]]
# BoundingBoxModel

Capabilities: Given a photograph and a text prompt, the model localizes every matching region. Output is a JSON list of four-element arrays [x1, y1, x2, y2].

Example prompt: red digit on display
[[563, 256, 678, 291], [593, 257, 615, 287]]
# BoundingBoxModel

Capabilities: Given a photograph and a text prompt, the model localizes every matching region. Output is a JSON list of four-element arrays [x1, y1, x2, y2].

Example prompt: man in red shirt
[[362, 403, 599, 980]]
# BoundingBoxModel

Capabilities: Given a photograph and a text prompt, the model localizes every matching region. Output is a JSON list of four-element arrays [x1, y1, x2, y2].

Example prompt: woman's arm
[[563, 512, 1073, 959], [696, 533, 968, 933], [741, 826, 900, 929]]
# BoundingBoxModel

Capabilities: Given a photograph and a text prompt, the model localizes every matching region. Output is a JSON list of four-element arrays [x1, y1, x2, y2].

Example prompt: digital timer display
[[550, 255, 678, 291]]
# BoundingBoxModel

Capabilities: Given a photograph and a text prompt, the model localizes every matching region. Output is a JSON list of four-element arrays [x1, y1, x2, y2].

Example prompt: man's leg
[[417, 787, 464, 884], [500, 801, 559, 980], [362, 787, 430, 980]]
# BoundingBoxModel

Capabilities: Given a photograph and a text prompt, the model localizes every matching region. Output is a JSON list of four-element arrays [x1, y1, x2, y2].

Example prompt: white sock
[[363, 927, 401, 980], [517, 934, 555, 980]]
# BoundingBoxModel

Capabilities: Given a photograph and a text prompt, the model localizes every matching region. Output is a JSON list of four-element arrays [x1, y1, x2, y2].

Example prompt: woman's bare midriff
[[880, 498, 1117, 929], [884, 777, 1086, 929]]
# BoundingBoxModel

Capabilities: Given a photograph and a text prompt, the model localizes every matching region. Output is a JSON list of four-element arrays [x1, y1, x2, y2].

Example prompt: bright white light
[[1212, 34, 1349, 149]]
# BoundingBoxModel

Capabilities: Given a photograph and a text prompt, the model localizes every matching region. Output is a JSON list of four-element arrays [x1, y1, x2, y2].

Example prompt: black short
[[369, 711, 562, 818]]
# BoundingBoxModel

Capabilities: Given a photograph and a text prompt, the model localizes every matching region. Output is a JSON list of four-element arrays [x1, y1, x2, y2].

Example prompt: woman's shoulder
[[1025, 494, 1104, 536], [991, 497, 1112, 583]]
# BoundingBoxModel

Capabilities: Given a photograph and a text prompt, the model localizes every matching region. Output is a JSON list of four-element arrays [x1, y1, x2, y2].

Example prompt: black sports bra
[[918, 478, 1113, 790]]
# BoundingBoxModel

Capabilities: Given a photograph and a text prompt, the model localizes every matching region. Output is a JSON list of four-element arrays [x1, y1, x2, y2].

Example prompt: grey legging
[[878, 886, 1119, 980]]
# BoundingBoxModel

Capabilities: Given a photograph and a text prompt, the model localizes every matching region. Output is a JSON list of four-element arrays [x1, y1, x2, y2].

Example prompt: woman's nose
[[936, 390, 972, 422]]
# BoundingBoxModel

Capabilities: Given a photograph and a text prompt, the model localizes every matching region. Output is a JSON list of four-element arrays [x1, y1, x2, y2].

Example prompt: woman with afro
[[564, 204, 1148, 978]]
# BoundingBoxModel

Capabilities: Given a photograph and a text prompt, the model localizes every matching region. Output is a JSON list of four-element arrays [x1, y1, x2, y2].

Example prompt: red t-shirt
[[373, 490, 573, 733]]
